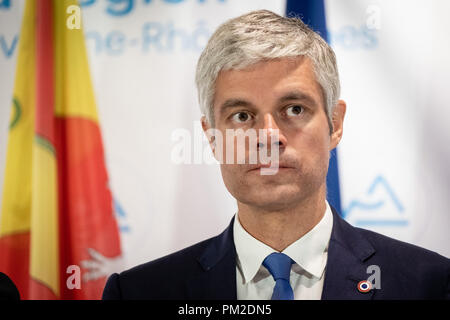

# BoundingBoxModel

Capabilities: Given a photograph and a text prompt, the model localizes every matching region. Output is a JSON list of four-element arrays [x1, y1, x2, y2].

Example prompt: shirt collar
[[233, 201, 333, 283]]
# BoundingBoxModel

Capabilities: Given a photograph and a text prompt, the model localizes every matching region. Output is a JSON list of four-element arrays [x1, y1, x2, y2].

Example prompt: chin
[[238, 184, 302, 210]]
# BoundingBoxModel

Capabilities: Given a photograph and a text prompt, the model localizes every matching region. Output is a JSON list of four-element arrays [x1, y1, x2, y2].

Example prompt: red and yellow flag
[[0, 0, 121, 299]]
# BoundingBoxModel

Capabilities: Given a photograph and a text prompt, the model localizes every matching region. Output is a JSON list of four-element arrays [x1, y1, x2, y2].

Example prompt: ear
[[330, 100, 346, 150], [201, 116, 215, 152]]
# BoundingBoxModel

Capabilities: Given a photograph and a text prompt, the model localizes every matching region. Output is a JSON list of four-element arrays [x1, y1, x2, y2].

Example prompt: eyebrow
[[220, 98, 255, 111], [277, 90, 318, 107]]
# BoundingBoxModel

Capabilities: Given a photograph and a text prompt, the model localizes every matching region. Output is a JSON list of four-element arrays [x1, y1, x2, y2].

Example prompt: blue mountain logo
[[342, 175, 408, 227], [113, 197, 131, 233]]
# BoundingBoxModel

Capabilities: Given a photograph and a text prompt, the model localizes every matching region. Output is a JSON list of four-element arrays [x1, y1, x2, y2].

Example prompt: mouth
[[247, 163, 295, 172]]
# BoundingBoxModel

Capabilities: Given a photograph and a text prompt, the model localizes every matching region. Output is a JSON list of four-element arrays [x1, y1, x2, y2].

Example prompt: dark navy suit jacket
[[103, 207, 450, 299]]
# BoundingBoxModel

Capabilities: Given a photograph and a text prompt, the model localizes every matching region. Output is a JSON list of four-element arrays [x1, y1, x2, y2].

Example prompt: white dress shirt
[[233, 201, 333, 300]]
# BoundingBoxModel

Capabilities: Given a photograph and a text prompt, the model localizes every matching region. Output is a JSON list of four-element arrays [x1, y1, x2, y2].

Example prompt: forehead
[[213, 57, 324, 112]]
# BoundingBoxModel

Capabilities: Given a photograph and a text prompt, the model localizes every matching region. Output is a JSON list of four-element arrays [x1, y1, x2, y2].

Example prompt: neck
[[237, 184, 327, 252]]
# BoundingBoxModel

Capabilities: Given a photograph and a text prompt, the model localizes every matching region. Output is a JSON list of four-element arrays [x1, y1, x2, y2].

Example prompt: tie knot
[[262, 252, 293, 281]]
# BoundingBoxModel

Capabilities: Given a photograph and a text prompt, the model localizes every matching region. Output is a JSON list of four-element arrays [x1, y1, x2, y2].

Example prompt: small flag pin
[[357, 280, 372, 293]]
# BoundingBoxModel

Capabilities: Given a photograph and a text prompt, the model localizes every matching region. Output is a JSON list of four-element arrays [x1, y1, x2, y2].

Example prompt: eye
[[231, 111, 252, 123], [286, 105, 304, 117]]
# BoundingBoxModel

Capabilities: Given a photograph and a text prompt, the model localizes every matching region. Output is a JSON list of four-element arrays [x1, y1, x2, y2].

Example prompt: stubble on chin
[[226, 165, 324, 211]]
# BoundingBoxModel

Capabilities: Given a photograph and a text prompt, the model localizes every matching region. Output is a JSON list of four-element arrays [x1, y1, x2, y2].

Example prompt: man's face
[[203, 57, 345, 211]]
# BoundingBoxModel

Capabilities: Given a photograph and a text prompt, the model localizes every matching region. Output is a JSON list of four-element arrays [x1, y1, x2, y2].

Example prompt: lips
[[247, 163, 294, 172]]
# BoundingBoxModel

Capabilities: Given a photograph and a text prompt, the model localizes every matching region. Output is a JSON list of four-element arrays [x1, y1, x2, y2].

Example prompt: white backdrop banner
[[325, 0, 450, 257], [0, 0, 448, 275]]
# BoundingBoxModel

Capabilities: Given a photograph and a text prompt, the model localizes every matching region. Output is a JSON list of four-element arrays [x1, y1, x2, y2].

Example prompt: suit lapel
[[186, 208, 378, 300], [321, 207, 377, 300], [186, 217, 237, 299]]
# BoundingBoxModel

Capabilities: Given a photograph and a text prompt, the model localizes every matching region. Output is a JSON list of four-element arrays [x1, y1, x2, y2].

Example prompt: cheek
[[292, 127, 330, 164], [217, 132, 255, 165], [219, 163, 247, 197]]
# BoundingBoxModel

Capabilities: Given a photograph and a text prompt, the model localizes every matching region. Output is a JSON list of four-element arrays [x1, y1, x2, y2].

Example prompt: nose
[[257, 113, 287, 150]]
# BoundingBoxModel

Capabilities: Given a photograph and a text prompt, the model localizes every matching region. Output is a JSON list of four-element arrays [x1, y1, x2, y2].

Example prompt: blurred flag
[[0, 0, 121, 299]]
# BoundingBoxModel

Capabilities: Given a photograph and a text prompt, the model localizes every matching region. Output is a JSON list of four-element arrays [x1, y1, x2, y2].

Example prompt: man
[[103, 10, 450, 300]]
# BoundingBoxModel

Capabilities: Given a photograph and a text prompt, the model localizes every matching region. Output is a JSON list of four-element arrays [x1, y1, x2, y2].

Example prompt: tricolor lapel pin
[[357, 280, 372, 293]]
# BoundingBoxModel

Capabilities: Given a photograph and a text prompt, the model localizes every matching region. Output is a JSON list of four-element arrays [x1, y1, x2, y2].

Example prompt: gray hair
[[195, 9, 340, 130]]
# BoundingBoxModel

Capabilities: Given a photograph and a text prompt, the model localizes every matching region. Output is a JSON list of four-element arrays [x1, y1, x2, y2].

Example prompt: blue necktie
[[263, 252, 294, 300]]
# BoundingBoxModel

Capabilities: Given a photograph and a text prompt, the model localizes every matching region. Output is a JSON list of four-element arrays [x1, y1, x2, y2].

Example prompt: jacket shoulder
[[356, 226, 449, 265], [354, 226, 450, 299]]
